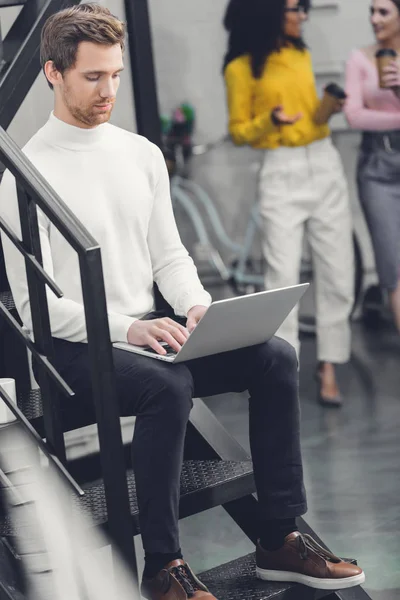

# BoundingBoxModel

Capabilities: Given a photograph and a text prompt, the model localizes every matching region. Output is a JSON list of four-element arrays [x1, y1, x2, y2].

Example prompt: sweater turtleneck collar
[[39, 111, 108, 151]]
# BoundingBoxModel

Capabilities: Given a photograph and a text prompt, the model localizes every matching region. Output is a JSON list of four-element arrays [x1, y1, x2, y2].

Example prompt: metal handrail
[[0, 385, 84, 496], [0, 129, 96, 251], [0, 124, 138, 580]]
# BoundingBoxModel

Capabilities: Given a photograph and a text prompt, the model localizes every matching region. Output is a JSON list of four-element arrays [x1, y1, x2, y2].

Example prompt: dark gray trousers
[[357, 136, 400, 291]]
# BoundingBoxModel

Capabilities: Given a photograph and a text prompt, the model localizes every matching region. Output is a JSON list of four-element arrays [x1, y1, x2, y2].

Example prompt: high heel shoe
[[316, 364, 343, 408]]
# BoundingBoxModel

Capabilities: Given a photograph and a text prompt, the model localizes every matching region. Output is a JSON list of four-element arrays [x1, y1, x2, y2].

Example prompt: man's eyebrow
[[82, 67, 125, 75]]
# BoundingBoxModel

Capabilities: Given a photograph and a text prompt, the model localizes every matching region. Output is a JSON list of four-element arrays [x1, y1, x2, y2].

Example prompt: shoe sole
[[256, 567, 365, 590]]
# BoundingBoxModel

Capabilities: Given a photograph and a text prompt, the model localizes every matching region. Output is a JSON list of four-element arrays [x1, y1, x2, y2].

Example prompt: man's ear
[[44, 60, 61, 88]]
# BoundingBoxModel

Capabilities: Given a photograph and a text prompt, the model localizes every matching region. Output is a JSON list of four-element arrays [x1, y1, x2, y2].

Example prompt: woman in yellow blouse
[[224, 0, 354, 406]]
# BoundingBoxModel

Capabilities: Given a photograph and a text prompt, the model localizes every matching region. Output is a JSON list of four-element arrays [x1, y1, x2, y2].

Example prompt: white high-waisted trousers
[[259, 137, 354, 363]]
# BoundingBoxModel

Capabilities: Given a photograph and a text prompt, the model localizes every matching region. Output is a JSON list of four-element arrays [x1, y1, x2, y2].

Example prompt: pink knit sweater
[[345, 48, 400, 131]]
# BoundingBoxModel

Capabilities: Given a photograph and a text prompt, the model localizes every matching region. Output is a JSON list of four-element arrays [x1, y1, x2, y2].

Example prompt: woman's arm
[[224, 61, 277, 145], [224, 60, 301, 144], [344, 50, 400, 131]]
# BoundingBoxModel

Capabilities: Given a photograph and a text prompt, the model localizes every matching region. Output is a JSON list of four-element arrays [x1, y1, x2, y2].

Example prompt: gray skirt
[[357, 132, 400, 291]]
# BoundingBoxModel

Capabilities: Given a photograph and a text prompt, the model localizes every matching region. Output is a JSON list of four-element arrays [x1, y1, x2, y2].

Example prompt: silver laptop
[[113, 283, 309, 363]]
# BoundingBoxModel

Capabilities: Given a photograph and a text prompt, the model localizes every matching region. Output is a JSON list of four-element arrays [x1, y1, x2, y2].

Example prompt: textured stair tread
[[199, 552, 359, 600], [18, 389, 43, 421], [1, 293, 44, 420], [200, 553, 294, 600], [0, 460, 253, 537], [73, 460, 253, 526], [0, 291, 16, 311]]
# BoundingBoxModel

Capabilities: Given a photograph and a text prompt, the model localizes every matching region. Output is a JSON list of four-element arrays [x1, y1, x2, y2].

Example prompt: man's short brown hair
[[40, 3, 125, 88]]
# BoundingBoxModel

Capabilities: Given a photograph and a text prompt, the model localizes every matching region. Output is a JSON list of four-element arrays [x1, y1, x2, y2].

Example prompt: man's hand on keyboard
[[127, 318, 189, 355]]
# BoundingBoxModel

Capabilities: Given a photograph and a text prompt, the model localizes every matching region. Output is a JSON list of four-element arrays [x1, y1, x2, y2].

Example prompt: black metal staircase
[[0, 0, 81, 130], [0, 2, 371, 599]]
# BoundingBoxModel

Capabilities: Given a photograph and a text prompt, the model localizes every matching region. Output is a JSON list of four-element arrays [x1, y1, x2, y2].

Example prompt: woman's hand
[[331, 98, 346, 115], [271, 105, 303, 126], [381, 59, 400, 97]]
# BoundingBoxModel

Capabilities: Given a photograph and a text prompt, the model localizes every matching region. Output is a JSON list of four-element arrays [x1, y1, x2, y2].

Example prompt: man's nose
[[99, 79, 118, 99]]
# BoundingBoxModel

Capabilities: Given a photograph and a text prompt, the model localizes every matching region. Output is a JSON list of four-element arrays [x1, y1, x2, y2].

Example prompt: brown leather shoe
[[141, 559, 217, 599], [256, 532, 365, 590]]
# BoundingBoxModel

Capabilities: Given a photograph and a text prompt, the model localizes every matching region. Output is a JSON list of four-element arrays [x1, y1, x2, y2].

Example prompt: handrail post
[[124, 0, 162, 147], [79, 248, 138, 581], [16, 184, 66, 464]]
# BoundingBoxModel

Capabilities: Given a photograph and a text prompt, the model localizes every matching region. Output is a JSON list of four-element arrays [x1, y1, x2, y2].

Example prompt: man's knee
[[272, 335, 298, 368], [261, 336, 298, 375], [145, 363, 194, 419]]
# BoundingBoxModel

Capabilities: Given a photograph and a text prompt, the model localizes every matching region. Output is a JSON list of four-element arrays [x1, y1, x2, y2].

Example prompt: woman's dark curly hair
[[223, 0, 307, 78]]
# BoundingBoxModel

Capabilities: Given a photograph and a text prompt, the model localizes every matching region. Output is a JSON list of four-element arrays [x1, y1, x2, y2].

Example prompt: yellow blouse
[[224, 47, 330, 149]]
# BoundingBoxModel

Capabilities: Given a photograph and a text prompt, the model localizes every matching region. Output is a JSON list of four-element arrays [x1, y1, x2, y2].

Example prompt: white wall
[[149, 0, 228, 143]]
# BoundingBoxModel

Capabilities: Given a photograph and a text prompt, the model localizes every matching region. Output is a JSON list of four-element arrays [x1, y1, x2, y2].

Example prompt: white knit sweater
[[0, 113, 211, 343]]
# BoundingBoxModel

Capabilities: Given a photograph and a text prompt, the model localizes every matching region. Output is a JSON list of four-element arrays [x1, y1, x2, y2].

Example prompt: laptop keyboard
[[143, 344, 178, 357]]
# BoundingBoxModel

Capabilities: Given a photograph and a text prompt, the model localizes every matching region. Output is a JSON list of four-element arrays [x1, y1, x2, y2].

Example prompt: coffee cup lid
[[376, 48, 397, 58], [325, 83, 347, 99]]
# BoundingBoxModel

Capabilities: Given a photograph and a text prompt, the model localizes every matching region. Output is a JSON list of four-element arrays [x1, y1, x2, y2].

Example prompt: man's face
[[52, 41, 124, 128]]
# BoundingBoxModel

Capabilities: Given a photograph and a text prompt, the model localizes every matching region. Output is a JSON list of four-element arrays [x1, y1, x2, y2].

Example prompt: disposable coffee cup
[[314, 83, 347, 125], [376, 48, 397, 89], [0, 378, 17, 425]]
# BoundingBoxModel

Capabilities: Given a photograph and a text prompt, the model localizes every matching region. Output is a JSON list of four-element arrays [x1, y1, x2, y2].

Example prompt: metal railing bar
[[0, 128, 97, 254], [0, 217, 63, 298], [16, 185, 66, 464], [0, 302, 74, 398], [0, 387, 83, 496], [0, 469, 25, 506], [79, 249, 137, 577], [0, 0, 82, 129]]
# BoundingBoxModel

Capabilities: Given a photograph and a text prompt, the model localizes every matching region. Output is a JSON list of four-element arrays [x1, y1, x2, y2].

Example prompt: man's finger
[[186, 318, 197, 333], [163, 324, 188, 346], [146, 336, 167, 355], [163, 318, 189, 338], [153, 327, 182, 353]]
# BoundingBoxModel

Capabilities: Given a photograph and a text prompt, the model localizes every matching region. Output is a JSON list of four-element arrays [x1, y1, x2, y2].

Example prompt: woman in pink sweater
[[345, 0, 400, 332]]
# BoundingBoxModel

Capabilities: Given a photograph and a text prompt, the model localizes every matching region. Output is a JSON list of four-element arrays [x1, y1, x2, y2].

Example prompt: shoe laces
[[297, 533, 341, 563], [169, 564, 201, 597]]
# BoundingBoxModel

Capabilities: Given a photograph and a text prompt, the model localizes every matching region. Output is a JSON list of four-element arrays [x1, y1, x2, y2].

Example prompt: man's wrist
[[181, 291, 212, 317], [187, 303, 210, 316]]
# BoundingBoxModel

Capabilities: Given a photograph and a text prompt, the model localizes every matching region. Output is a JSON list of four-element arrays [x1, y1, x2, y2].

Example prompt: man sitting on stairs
[[0, 4, 365, 599]]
